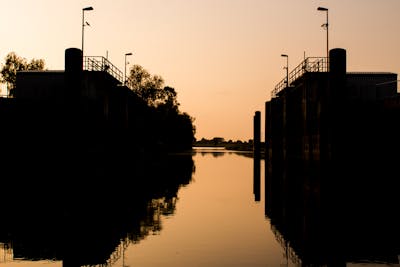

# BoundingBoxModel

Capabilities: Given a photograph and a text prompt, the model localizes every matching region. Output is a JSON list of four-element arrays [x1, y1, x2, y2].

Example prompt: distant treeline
[[193, 137, 265, 152]]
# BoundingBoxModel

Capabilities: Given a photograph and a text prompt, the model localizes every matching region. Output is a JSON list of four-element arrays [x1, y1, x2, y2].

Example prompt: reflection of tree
[[193, 148, 255, 159], [134, 197, 178, 240], [0, 243, 13, 263], [104, 154, 195, 267], [123, 154, 194, 244], [211, 152, 225, 158], [0, 153, 195, 267]]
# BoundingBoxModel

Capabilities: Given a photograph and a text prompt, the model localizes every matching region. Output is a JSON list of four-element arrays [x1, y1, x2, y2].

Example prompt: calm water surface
[[0, 148, 398, 267]]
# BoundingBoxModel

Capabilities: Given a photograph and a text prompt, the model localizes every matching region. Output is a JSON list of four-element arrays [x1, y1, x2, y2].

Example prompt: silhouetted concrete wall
[[16, 71, 65, 100], [265, 47, 400, 219]]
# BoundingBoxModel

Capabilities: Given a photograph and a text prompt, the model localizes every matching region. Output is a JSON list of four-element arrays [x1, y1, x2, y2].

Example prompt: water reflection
[[193, 147, 261, 202], [264, 153, 400, 266], [253, 151, 261, 202], [3, 145, 397, 267], [0, 153, 195, 267], [192, 146, 254, 158]]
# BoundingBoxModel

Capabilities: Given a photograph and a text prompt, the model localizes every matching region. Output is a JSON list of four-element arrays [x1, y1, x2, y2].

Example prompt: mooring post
[[253, 111, 261, 157], [253, 110, 261, 201]]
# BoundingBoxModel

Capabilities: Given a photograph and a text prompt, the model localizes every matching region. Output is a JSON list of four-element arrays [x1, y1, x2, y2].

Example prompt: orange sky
[[1, 0, 399, 141]]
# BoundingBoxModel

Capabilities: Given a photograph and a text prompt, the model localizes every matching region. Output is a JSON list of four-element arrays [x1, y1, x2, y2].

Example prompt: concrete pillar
[[329, 48, 347, 102], [64, 48, 83, 101], [65, 48, 83, 73], [253, 111, 261, 157], [253, 110, 261, 202]]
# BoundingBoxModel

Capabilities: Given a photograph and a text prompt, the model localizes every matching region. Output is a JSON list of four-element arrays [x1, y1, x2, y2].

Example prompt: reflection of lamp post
[[281, 54, 288, 88], [317, 6, 329, 70], [124, 52, 133, 85], [82, 6, 94, 66]]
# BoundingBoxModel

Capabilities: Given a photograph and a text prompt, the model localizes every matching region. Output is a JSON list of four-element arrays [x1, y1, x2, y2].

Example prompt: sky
[[1, 0, 399, 141]]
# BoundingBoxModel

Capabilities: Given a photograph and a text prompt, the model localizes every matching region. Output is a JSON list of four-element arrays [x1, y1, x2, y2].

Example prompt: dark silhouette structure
[[265, 48, 398, 184], [0, 48, 194, 174], [253, 111, 261, 157], [264, 48, 400, 265], [253, 111, 261, 201], [0, 48, 196, 265]]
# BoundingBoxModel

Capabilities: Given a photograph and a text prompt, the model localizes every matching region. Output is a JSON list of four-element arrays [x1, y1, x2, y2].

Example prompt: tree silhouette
[[0, 52, 45, 97], [126, 64, 196, 150]]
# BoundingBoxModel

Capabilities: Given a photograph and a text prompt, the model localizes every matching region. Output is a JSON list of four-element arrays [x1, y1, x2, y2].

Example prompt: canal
[[0, 147, 398, 266]]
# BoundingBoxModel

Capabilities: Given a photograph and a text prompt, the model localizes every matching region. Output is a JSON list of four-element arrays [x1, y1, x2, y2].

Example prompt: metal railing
[[83, 56, 124, 85], [271, 57, 328, 98]]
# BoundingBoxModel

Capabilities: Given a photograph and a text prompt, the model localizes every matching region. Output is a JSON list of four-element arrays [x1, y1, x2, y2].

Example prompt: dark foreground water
[[0, 147, 399, 267]]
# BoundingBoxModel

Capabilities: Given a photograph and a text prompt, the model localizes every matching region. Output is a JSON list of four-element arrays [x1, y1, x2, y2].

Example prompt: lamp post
[[124, 52, 133, 85], [317, 6, 329, 70], [82, 6, 94, 67], [281, 54, 289, 88]]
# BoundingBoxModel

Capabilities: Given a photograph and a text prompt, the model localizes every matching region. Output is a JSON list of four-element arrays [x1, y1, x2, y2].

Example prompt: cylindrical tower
[[65, 48, 83, 73], [64, 48, 83, 102], [329, 48, 346, 77]]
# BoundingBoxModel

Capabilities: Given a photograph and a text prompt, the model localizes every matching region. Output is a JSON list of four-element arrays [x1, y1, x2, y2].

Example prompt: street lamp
[[281, 54, 289, 88], [317, 6, 329, 70], [82, 6, 94, 67], [124, 52, 133, 85]]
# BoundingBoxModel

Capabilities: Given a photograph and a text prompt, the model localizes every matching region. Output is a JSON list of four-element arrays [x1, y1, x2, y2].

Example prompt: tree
[[127, 63, 196, 148], [126, 64, 180, 108], [161, 86, 179, 109], [0, 52, 45, 97]]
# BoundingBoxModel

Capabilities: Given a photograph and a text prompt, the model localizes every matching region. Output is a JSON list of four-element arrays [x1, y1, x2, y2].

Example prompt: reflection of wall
[[0, 153, 195, 267], [265, 158, 400, 266]]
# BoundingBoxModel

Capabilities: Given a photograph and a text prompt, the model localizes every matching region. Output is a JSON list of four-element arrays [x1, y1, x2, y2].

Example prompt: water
[[0, 148, 398, 267]]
